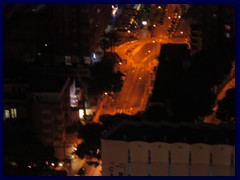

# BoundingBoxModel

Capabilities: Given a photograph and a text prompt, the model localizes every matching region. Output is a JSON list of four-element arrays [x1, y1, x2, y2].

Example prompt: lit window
[[226, 32, 230, 38], [10, 108, 17, 119], [79, 109, 84, 119], [4, 110, 10, 120], [225, 24, 231, 31], [65, 56, 72, 65]]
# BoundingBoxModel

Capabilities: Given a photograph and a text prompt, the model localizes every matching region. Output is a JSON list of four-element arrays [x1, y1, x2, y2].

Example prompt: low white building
[[101, 121, 235, 176]]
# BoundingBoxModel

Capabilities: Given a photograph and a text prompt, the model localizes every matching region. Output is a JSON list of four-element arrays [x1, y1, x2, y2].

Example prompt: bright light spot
[[158, 6, 161, 9], [93, 53, 96, 59], [112, 5, 118, 16], [127, 30, 131, 33], [51, 163, 55, 167], [97, 148, 100, 154], [131, 41, 133, 43], [152, 40, 155, 43], [139, 77, 142, 80], [119, 62, 122, 65], [153, 24, 156, 27], [28, 165, 32, 169], [142, 21, 147, 25], [46, 161, 49, 165], [226, 32, 230, 38], [79, 109, 84, 119], [104, 92, 108, 95], [59, 163, 63, 167], [44, 43, 48, 47], [178, 15, 181, 19], [73, 147, 77, 151], [148, 50, 151, 53], [168, 17, 171, 19], [180, 31, 183, 34]]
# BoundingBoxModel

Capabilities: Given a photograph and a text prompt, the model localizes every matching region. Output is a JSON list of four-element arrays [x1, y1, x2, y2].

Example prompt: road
[[75, 4, 190, 176], [96, 4, 189, 118], [204, 77, 235, 124], [69, 157, 102, 176]]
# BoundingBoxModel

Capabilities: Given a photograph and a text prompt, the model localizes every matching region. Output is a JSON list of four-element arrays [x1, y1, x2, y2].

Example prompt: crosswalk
[[114, 108, 132, 115], [132, 63, 146, 68]]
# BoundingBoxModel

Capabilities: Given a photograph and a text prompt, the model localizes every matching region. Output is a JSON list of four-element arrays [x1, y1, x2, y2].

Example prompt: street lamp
[[142, 21, 147, 25]]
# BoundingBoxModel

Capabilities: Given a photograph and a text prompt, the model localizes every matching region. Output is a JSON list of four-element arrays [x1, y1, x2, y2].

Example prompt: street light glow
[[142, 21, 147, 25], [59, 163, 63, 167]]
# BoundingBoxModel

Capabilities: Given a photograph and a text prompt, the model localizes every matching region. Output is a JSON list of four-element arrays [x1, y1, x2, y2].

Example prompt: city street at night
[[3, 3, 235, 176]]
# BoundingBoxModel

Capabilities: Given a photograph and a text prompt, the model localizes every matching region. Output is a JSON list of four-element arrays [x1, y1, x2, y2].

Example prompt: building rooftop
[[102, 120, 235, 145], [150, 44, 189, 103]]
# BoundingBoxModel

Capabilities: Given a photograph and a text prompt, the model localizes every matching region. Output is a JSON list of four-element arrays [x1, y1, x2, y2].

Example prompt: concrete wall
[[101, 140, 235, 176]]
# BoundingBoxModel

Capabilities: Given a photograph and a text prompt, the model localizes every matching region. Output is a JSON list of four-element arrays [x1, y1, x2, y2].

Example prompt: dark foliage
[[88, 59, 124, 96], [216, 88, 235, 123]]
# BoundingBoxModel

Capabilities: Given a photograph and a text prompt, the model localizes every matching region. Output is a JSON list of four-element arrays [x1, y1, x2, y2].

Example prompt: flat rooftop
[[103, 120, 235, 145]]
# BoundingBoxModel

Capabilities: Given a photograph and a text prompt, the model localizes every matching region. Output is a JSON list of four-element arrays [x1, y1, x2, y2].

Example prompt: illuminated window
[[4, 110, 10, 120], [10, 108, 17, 119], [65, 56, 72, 65], [226, 32, 230, 38], [79, 109, 84, 119]]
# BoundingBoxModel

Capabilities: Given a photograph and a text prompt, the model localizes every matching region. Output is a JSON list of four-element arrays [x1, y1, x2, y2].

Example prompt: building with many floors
[[187, 4, 235, 55], [51, 4, 112, 65]]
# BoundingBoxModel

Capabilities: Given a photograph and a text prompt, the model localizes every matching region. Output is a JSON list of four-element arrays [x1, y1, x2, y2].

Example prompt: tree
[[105, 30, 119, 52], [99, 35, 111, 57], [88, 58, 124, 96], [216, 88, 235, 123], [75, 123, 103, 158], [171, 72, 217, 122]]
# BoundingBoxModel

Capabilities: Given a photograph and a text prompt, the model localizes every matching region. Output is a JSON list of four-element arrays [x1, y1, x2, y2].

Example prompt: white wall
[[150, 142, 170, 176], [212, 144, 234, 176], [101, 140, 235, 176], [170, 143, 190, 176], [101, 140, 128, 176], [191, 143, 211, 176], [129, 141, 149, 176]]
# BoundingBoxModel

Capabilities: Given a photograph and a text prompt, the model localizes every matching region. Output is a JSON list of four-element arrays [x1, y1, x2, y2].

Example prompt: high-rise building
[[51, 4, 112, 65], [188, 4, 235, 55]]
